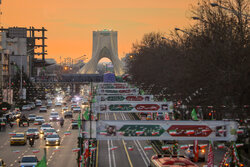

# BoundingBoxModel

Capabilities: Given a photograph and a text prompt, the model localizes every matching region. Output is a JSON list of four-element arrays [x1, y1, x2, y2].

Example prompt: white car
[[49, 112, 60, 121], [45, 134, 60, 146], [28, 114, 36, 122], [55, 102, 62, 107], [40, 123, 52, 134], [22, 105, 31, 111], [44, 128, 57, 139], [35, 100, 42, 106], [73, 107, 81, 113], [39, 106, 47, 112], [34, 116, 45, 125], [19, 155, 39, 167], [26, 128, 39, 139]]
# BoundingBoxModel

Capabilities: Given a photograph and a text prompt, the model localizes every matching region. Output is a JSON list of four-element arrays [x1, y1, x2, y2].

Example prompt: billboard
[[93, 101, 174, 113], [96, 88, 139, 95], [95, 83, 129, 89], [85, 120, 238, 141], [95, 95, 154, 102]]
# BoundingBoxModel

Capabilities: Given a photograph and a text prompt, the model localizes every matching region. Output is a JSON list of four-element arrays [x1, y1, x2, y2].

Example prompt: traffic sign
[[84, 120, 238, 141]]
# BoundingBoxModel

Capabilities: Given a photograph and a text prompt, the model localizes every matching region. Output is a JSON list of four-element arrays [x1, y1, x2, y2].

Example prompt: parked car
[[19, 155, 39, 167], [184, 145, 206, 162], [39, 106, 47, 112]]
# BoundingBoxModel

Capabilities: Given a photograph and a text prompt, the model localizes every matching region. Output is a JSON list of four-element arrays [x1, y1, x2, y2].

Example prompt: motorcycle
[[60, 120, 64, 127], [29, 137, 34, 147]]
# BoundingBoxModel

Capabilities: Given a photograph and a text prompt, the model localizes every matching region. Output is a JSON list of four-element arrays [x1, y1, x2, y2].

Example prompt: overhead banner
[[96, 88, 139, 95], [93, 101, 174, 113], [85, 120, 238, 141], [95, 83, 129, 89], [95, 95, 154, 102]]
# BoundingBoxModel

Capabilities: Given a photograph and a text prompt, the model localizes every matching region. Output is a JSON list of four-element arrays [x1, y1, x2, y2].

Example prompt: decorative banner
[[93, 120, 238, 141], [72, 148, 80, 152], [144, 145, 152, 151], [94, 101, 174, 113], [32, 149, 40, 153], [162, 145, 170, 150], [110, 146, 118, 151], [96, 95, 154, 102], [97, 88, 139, 95], [64, 131, 71, 136], [12, 150, 20, 153], [128, 146, 134, 151]]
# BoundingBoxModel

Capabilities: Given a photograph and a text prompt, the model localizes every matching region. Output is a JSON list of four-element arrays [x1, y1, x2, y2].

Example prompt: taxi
[[10, 132, 27, 145]]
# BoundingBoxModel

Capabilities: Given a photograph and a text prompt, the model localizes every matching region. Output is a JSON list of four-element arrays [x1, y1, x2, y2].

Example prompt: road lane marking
[[122, 140, 133, 167], [110, 140, 116, 167], [133, 140, 148, 166], [107, 140, 112, 167], [96, 140, 99, 167]]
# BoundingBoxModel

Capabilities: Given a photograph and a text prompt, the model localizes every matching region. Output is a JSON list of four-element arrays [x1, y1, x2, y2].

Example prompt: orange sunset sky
[[1, 0, 197, 63]]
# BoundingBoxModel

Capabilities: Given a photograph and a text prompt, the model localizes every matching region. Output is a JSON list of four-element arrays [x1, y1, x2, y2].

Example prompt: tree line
[[125, 0, 250, 118]]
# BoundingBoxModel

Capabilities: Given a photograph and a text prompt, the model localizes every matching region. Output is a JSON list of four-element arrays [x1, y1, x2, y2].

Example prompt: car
[[26, 128, 39, 139], [21, 105, 31, 111], [0, 159, 6, 167], [71, 120, 78, 129], [19, 155, 39, 167], [35, 99, 42, 106], [150, 155, 199, 167], [44, 128, 57, 139], [28, 102, 36, 109], [49, 112, 60, 121], [10, 132, 27, 145], [28, 114, 36, 122], [64, 111, 73, 118], [71, 103, 78, 110], [184, 145, 206, 162], [39, 106, 47, 112], [40, 123, 52, 134], [61, 106, 68, 113], [72, 107, 81, 113], [34, 116, 45, 125], [45, 134, 60, 146], [55, 102, 62, 107]]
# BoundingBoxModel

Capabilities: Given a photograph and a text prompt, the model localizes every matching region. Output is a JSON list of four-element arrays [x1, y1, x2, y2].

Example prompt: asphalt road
[[0, 101, 79, 167]]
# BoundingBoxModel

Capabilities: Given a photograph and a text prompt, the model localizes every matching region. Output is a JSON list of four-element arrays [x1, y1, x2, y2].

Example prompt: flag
[[90, 147, 97, 151], [207, 141, 214, 167], [193, 140, 199, 162], [236, 143, 244, 148], [202, 129, 210, 133], [180, 145, 189, 149], [72, 148, 80, 152], [83, 108, 89, 120], [110, 146, 118, 151], [53, 149, 61, 152], [168, 130, 177, 135], [0, 122, 5, 125], [199, 144, 208, 149], [140, 90, 145, 95], [236, 129, 244, 134], [13, 150, 20, 153], [144, 146, 152, 150], [151, 131, 159, 136], [32, 149, 40, 153], [186, 130, 195, 135], [128, 146, 134, 151], [191, 109, 198, 120], [23, 122, 28, 126], [34, 122, 39, 125], [81, 131, 88, 134], [64, 131, 71, 135], [163, 98, 167, 102], [218, 129, 226, 133], [117, 131, 125, 135], [162, 145, 170, 150], [36, 155, 47, 167], [136, 130, 144, 135], [100, 131, 107, 135], [217, 143, 225, 149], [78, 113, 81, 129], [11, 122, 17, 125], [9, 132, 16, 136]]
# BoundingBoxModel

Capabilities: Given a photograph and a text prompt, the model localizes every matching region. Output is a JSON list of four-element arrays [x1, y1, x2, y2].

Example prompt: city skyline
[[1, 0, 196, 63]]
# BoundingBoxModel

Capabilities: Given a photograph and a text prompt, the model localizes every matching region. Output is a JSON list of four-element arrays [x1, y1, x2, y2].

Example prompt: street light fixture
[[175, 28, 190, 35]]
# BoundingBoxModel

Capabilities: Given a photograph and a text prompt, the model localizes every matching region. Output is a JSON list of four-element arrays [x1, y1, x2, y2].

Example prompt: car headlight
[[57, 117, 60, 120], [201, 149, 205, 153], [50, 118, 52, 120]]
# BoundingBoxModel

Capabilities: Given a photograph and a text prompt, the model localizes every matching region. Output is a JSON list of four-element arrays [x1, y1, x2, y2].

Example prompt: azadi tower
[[79, 30, 124, 76]]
